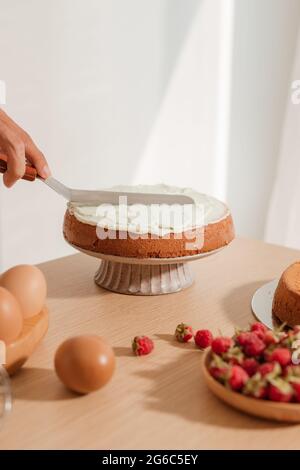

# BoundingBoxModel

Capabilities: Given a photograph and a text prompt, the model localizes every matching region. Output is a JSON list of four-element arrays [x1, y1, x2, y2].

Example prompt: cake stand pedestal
[[68, 245, 225, 295]]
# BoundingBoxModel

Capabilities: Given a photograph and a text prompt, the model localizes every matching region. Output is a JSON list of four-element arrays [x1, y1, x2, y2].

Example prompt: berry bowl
[[202, 349, 300, 423]]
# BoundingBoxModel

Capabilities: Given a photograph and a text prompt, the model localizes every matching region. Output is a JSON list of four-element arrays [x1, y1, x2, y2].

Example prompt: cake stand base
[[94, 260, 194, 295], [66, 242, 226, 296]]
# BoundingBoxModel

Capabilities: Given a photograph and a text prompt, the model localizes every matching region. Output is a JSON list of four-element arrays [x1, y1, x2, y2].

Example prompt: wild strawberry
[[242, 358, 259, 377], [280, 329, 297, 348], [264, 329, 280, 346], [236, 331, 251, 346], [209, 367, 226, 380], [243, 374, 268, 399], [257, 362, 281, 378], [211, 337, 233, 355], [175, 323, 193, 343], [132, 336, 154, 356], [223, 346, 244, 365], [291, 382, 300, 402], [268, 378, 293, 402], [251, 322, 267, 340], [194, 329, 213, 349], [237, 332, 265, 357], [269, 348, 291, 367], [209, 355, 229, 382], [285, 364, 300, 378], [226, 365, 249, 391]]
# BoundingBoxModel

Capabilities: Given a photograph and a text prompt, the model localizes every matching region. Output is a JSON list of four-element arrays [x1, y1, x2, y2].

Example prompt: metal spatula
[[0, 155, 194, 205]]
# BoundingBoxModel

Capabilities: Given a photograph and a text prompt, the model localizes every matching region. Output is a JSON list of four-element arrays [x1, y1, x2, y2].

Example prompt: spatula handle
[[0, 154, 37, 181]]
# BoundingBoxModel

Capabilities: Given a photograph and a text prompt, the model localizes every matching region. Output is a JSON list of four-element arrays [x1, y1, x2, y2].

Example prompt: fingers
[[0, 109, 51, 183], [2, 136, 26, 188], [23, 134, 51, 179]]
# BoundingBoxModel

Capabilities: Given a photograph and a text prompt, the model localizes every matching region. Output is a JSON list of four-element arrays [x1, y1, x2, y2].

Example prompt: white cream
[[68, 184, 229, 236]]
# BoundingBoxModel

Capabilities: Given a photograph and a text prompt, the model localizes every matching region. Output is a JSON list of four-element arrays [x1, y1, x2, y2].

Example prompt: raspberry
[[237, 332, 265, 357], [227, 365, 249, 391], [242, 358, 259, 377], [269, 348, 291, 367], [268, 378, 293, 402], [251, 322, 267, 340], [211, 337, 232, 355], [194, 329, 213, 349], [132, 336, 154, 356], [175, 323, 193, 343]]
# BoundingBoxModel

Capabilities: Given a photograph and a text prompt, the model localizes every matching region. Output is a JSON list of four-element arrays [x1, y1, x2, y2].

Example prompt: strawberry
[[264, 329, 280, 346], [132, 336, 154, 356], [238, 332, 265, 357], [194, 329, 213, 349], [243, 373, 268, 399], [269, 348, 291, 367], [251, 322, 267, 333], [268, 378, 293, 402], [236, 331, 251, 346], [211, 336, 233, 355], [226, 365, 249, 391], [280, 329, 298, 348], [285, 364, 300, 378], [208, 354, 229, 382], [291, 382, 300, 402], [251, 322, 267, 340], [242, 358, 259, 377], [175, 323, 193, 343], [223, 346, 244, 365], [257, 361, 281, 378]]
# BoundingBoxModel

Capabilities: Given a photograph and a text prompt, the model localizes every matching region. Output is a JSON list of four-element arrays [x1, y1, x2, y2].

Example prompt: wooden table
[[1, 237, 300, 450]]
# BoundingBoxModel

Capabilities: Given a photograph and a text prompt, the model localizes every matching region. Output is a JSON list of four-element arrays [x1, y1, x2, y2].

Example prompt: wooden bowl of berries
[[202, 322, 300, 422]]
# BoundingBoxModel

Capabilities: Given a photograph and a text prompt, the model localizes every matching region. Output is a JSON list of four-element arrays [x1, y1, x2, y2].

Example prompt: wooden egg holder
[[3, 307, 49, 376], [0, 307, 48, 419]]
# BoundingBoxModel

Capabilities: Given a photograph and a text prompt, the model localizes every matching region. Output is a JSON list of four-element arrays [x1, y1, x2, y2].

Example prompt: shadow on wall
[[226, 0, 300, 240]]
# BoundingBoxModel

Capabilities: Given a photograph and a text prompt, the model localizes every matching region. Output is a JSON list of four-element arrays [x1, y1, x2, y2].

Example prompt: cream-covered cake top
[[68, 184, 230, 236]]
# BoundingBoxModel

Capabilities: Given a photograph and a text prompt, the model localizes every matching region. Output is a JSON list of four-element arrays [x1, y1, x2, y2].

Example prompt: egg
[[0, 287, 23, 344], [54, 335, 115, 394], [1, 265, 47, 318]]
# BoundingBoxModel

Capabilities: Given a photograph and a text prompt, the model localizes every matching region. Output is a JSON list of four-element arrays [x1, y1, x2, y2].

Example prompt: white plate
[[251, 279, 279, 329]]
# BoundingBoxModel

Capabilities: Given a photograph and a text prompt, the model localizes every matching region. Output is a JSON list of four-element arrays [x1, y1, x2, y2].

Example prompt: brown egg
[[1, 265, 47, 318], [0, 287, 23, 344], [54, 335, 115, 394]]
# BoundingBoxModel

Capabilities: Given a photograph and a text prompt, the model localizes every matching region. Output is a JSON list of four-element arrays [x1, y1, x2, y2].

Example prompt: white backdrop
[[0, 0, 300, 270], [265, 23, 300, 249]]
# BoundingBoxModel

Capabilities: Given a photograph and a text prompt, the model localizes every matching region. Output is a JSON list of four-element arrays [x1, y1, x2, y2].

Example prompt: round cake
[[63, 184, 235, 258], [273, 262, 300, 326]]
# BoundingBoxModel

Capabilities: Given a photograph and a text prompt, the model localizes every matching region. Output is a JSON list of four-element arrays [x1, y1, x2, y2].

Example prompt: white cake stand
[[68, 242, 225, 295]]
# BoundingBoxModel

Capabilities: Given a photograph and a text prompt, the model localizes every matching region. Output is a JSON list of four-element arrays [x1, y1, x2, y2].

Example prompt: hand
[[0, 108, 51, 187]]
